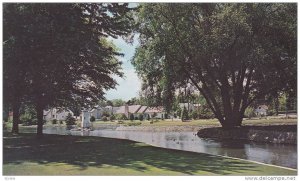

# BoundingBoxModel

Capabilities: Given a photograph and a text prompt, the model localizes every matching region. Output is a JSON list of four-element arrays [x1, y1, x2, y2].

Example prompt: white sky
[[104, 36, 141, 101]]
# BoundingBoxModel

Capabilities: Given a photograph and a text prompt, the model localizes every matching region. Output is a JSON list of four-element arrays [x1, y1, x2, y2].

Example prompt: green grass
[[92, 117, 297, 128], [3, 133, 296, 176]]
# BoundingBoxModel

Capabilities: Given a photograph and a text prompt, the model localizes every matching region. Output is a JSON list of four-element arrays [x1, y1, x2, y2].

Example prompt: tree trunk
[[36, 101, 44, 138], [11, 101, 20, 134]]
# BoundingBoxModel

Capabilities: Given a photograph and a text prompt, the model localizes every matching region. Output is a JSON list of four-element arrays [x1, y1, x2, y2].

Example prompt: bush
[[101, 116, 108, 121], [130, 114, 134, 121], [191, 111, 199, 120], [65, 113, 76, 125], [110, 114, 115, 121], [20, 112, 38, 125], [51, 119, 58, 124], [139, 114, 144, 121], [146, 114, 150, 121], [59, 120, 63, 124], [116, 113, 127, 120], [198, 105, 214, 119], [268, 109, 275, 116], [244, 107, 256, 118], [90, 116, 96, 122], [181, 106, 189, 121]]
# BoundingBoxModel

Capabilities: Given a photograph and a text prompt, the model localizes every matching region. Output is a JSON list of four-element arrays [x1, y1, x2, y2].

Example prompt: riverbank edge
[[114, 124, 297, 144], [197, 127, 297, 144]]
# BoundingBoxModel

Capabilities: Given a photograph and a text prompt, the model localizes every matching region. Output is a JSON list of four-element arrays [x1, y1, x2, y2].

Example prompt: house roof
[[257, 105, 268, 110], [145, 106, 164, 113], [137, 106, 148, 113], [129, 105, 142, 113]]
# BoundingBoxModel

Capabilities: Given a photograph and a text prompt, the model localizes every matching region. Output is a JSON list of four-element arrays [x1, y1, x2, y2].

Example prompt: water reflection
[[23, 126, 297, 169]]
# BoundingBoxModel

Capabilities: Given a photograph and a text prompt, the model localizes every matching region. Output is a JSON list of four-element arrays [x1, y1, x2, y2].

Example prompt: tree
[[3, 3, 135, 137], [65, 113, 76, 125], [90, 116, 96, 122], [111, 99, 126, 107], [132, 3, 296, 128], [181, 106, 189, 121]]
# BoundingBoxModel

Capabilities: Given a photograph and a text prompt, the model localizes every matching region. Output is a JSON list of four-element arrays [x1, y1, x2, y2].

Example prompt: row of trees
[[132, 3, 296, 128], [3, 3, 135, 137]]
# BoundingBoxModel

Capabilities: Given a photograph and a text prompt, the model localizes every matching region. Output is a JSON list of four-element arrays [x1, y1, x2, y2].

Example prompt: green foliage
[[65, 113, 76, 125], [244, 107, 256, 118], [116, 113, 127, 120], [198, 105, 214, 119], [20, 106, 38, 126], [191, 111, 199, 120], [181, 106, 189, 121], [146, 114, 150, 121], [3, 3, 135, 135], [51, 119, 58, 124], [59, 120, 63, 124], [102, 111, 110, 118], [90, 116, 96, 122], [111, 99, 126, 107], [101, 116, 108, 122], [133, 3, 296, 128], [110, 114, 116, 121], [126, 122, 142, 126], [139, 114, 144, 121], [130, 114, 135, 121]]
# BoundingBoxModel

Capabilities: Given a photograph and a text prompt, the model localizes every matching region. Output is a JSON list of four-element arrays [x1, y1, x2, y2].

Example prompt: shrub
[[90, 116, 96, 122], [244, 107, 256, 118], [101, 116, 108, 121], [268, 109, 275, 116], [191, 111, 199, 120], [20, 113, 37, 126], [139, 114, 144, 121], [146, 114, 150, 121], [110, 114, 115, 121], [51, 119, 58, 124], [181, 106, 189, 121], [198, 105, 214, 119], [59, 120, 63, 124], [102, 111, 110, 117], [130, 114, 134, 121], [116, 113, 127, 120], [65, 113, 76, 125]]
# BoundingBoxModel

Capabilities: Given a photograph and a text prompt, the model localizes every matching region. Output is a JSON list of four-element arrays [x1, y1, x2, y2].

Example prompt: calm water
[[21, 126, 297, 169]]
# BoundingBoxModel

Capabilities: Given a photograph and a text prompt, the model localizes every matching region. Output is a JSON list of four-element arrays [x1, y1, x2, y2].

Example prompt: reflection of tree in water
[[215, 140, 248, 159]]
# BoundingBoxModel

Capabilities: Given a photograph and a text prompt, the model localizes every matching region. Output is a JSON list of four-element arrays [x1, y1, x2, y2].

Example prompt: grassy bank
[[92, 117, 297, 128], [3, 133, 296, 176]]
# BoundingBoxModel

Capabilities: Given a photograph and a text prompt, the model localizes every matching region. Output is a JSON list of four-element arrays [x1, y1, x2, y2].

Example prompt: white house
[[179, 103, 201, 112], [81, 110, 91, 128], [89, 106, 105, 119], [43, 108, 74, 121], [145, 107, 165, 119], [255, 105, 268, 116]]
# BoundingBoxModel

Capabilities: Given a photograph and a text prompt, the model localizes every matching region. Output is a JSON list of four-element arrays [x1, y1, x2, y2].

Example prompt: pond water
[[20, 126, 297, 169]]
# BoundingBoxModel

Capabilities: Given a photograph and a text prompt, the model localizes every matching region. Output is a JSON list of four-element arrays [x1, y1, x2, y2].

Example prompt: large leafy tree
[[132, 3, 296, 128], [3, 3, 134, 136]]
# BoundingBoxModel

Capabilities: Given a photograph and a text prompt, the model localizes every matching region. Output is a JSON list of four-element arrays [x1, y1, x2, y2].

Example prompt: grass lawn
[[92, 117, 297, 128], [3, 133, 296, 176]]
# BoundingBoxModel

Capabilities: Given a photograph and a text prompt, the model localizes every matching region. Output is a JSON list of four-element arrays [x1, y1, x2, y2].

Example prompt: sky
[[104, 36, 141, 101]]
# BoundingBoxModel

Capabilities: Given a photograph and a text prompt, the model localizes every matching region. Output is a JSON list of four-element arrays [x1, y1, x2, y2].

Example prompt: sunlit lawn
[[3, 133, 296, 176], [92, 117, 297, 128]]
